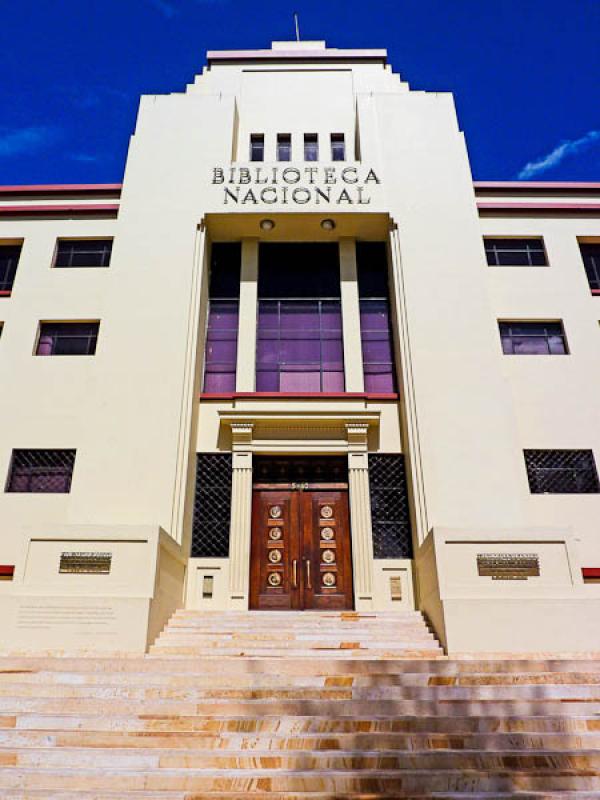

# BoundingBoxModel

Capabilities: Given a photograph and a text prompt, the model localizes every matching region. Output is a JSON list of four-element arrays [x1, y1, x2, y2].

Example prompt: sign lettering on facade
[[212, 166, 381, 205], [476, 553, 540, 580], [59, 552, 112, 575]]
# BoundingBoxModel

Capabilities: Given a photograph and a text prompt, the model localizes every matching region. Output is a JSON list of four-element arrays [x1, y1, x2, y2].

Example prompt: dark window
[[6, 449, 76, 493], [192, 453, 232, 557], [357, 242, 397, 392], [54, 240, 112, 268], [304, 133, 318, 162], [36, 322, 99, 356], [369, 454, 413, 558], [499, 321, 567, 355], [331, 133, 345, 161], [0, 244, 22, 293], [256, 244, 343, 392], [580, 243, 600, 293], [485, 238, 547, 266], [203, 243, 240, 393], [524, 449, 600, 494], [277, 134, 291, 162], [250, 134, 264, 162]]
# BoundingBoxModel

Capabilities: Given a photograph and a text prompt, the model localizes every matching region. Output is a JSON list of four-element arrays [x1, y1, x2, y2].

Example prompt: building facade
[[1, 40, 599, 653]]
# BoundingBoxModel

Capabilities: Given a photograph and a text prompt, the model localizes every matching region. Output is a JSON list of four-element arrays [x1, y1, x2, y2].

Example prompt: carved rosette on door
[[319, 505, 338, 590], [266, 505, 285, 590]]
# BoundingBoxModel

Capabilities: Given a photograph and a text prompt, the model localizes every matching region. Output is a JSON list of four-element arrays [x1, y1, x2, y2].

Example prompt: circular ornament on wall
[[322, 549, 335, 564], [321, 527, 334, 541], [322, 572, 336, 587], [267, 572, 282, 587], [269, 506, 282, 519], [269, 527, 283, 541], [268, 549, 282, 564], [320, 505, 333, 519]]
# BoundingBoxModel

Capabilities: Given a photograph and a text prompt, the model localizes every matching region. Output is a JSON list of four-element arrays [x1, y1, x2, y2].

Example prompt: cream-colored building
[[1, 40, 599, 654]]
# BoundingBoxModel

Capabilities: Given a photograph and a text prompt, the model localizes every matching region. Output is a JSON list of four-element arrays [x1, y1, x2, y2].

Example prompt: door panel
[[250, 487, 353, 610], [301, 491, 354, 610]]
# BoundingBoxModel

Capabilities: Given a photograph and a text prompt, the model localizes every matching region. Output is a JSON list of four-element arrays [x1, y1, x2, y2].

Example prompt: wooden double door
[[249, 484, 354, 610]]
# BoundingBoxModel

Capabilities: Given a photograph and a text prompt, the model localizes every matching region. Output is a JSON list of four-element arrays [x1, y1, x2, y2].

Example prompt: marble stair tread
[[2, 793, 600, 800]]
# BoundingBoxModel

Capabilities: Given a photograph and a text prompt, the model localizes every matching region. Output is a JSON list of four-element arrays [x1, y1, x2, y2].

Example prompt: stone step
[[1, 683, 599, 701], [0, 767, 598, 793], [3, 729, 600, 751]]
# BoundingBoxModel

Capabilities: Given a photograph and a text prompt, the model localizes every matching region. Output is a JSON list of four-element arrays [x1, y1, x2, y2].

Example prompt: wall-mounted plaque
[[59, 552, 112, 575], [477, 553, 540, 580]]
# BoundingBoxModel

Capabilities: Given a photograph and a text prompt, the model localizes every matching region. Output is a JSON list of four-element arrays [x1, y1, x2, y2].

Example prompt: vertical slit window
[[250, 134, 264, 162], [304, 133, 318, 162], [203, 243, 240, 393], [277, 134, 291, 162], [369, 454, 413, 558], [357, 242, 397, 393], [256, 244, 344, 393], [192, 453, 232, 556], [580, 243, 600, 293], [0, 244, 22, 294], [331, 133, 345, 161]]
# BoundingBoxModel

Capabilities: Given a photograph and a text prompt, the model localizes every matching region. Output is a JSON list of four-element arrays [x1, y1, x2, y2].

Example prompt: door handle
[[292, 559, 298, 588], [304, 558, 312, 590]]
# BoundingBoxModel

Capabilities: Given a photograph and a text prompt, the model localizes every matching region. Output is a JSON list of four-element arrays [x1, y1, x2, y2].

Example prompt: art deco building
[[1, 40, 599, 654]]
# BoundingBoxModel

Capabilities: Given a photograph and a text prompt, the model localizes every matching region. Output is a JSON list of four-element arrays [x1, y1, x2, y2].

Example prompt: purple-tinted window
[[257, 300, 344, 392], [6, 449, 76, 493], [36, 322, 99, 356], [499, 321, 568, 355], [357, 242, 397, 393], [203, 243, 241, 393]]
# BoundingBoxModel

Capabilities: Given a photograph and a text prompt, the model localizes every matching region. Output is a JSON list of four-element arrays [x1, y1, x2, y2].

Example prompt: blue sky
[[0, 0, 598, 184]]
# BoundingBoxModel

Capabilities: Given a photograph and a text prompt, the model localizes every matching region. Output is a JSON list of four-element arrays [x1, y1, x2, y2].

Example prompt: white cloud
[[0, 126, 60, 157], [149, 0, 178, 17], [517, 130, 600, 179]]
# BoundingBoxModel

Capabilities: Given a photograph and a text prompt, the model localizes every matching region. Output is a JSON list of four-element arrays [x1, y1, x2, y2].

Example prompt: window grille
[[54, 240, 112, 268], [250, 134, 264, 162], [331, 133, 345, 161], [6, 449, 76, 493], [524, 449, 600, 494], [191, 453, 232, 557], [369, 454, 413, 558], [36, 322, 99, 356], [304, 133, 318, 161], [0, 244, 22, 292], [357, 242, 397, 393], [277, 134, 291, 162], [499, 321, 567, 355], [580, 243, 600, 292], [485, 238, 547, 266]]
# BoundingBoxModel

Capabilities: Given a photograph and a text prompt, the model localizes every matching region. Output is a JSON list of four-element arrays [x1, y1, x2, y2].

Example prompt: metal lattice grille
[[368, 454, 413, 558], [191, 453, 232, 557], [524, 449, 600, 494], [6, 449, 76, 493]]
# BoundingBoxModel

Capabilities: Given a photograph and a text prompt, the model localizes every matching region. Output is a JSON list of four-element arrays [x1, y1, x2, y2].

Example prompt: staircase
[[0, 610, 598, 798]]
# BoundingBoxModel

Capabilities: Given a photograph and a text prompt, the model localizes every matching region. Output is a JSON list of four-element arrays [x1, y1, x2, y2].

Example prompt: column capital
[[345, 422, 369, 451], [231, 422, 254, 449]]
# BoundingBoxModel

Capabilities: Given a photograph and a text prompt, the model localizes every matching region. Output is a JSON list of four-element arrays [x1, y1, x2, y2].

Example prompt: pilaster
[[235, 238, 258, 391], [228, 423, 254, 607], [346, 423, 374, 610], [339, 238, 365, 393]]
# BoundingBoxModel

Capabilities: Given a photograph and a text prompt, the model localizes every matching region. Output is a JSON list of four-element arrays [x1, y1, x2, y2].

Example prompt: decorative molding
[[230, 422, 254, 449]]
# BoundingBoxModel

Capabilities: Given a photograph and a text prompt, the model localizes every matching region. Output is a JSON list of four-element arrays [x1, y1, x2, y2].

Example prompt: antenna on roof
[[293, 12, 300, 42]]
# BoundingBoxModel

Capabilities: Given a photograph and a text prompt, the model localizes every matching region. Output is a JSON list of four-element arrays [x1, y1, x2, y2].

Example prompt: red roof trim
[[0, 204, 119, 217], [582, 568, 600, 579], [475, 181, 600, 191], [0, 184, 122, 195], [200, 392, 399, 400], [478, 201, 600, 212], [207, 48, 387, 64], [0, 565, 14, 577]]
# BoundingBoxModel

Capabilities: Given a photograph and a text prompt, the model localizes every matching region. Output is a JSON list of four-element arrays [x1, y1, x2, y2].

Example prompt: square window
[[250, 134, 264, 162], [54, 240, 112, 268]]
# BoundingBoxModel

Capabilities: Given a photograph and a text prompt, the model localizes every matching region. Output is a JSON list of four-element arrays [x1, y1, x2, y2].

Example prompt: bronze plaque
[[59, 552, 112, 575], [477, 553, 540, 580]]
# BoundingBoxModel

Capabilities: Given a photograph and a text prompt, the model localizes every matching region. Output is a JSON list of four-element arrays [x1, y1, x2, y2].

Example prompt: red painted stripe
[[0, 204, 119, 216], [0, 184, 122, 195], [591, 290, 600, 296], [582, 568, 600, 579], [199, 392, 399, 400], [474, 181, 600, 190], [0, 291, 11, 297], [0, 565, 14, 577], [478, 201, 600, 212]]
